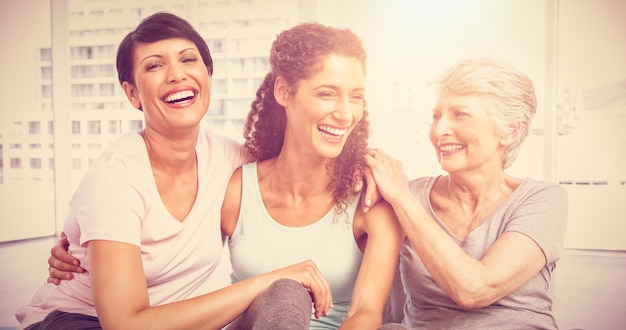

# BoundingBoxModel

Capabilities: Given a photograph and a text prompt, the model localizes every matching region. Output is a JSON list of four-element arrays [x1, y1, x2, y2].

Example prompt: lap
[[25, 310, 101, 330]]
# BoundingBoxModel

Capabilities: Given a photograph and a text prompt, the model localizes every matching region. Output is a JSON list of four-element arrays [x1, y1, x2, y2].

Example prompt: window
[[554, 0, 626, 250], [71, 65, 95, 78], [213, 59, 226, 74], [29, 144, 42, 149], [128, 120, 143, 131], [10, 158, 21, 169], [48, 121, 54, 134], [108, 120, 120, 134], [99, 64, 115, 77], [71, 158, 82, 170], [208, 99, 225, 116], [71, 46, 93, 60], [40, 48, 52, 62], [72, 121, 81, 134], [30, 158, 42, 169], [42, 85, 53, 98], [41, 66, 52, 79], [253, 77, 263, 88], [232, 78, 247, 88], [71, 84, 94, 97], [87, 120, 101, 134], [252, 57, 269, 72], [29, 121, 41, 134], [213, 79, 227, 94], [207, 39, 224, 53], [97, 45, 115, 59], [41, 103, 53, 111], [99, 83, 115, 97]]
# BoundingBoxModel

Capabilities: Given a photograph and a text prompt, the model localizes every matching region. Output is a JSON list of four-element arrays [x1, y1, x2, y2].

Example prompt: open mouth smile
[[163, 90, 196, 104], [318, 124, 347, 139]]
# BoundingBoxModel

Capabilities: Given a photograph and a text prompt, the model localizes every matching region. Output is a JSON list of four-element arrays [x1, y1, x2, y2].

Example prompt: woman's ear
[[501, 122, 520, 146], [274, 76, 290, 107], [122, 81, 142, 110]]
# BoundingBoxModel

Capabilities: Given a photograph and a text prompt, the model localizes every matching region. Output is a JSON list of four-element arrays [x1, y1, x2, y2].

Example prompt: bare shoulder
[[221, 167, 243, 237], [356, 199, 402, 235]]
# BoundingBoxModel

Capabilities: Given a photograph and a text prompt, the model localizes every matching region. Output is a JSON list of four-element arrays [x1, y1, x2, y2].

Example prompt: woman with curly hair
[[16, 12, 325, 330], [221, 22, 405, 329]]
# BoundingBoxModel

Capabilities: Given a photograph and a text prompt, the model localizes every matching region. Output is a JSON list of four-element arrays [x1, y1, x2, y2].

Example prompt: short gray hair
[[432, 57, 537, 169]]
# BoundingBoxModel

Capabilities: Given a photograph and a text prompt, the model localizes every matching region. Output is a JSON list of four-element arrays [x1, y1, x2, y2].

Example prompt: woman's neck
[[444, 170, 516, 208], [139, 129, 197, 172], [262, 148, 332, 197]]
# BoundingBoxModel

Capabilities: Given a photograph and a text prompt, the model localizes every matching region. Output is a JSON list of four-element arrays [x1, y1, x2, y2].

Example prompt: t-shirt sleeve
[[505, 182, 569, 264], [218, 133, 253, 169], [70, 157, 145, 248]]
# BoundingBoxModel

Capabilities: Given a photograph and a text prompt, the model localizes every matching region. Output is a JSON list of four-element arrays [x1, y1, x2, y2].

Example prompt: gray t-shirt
[[397, 176, 568, 330]]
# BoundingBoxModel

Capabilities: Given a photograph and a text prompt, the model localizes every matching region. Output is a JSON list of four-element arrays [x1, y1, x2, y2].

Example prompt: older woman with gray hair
[[372, 57, 568, 329]]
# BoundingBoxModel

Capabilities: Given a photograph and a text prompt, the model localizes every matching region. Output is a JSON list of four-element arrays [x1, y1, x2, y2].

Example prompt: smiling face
[[122, 38, 211, 135], [429, 90, 507, 174], [277, 55, 365, 160]]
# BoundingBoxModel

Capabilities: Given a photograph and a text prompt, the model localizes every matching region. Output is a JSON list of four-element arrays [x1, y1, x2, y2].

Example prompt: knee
[[267, 278, 309, 301], [258, 279, 311, 328]]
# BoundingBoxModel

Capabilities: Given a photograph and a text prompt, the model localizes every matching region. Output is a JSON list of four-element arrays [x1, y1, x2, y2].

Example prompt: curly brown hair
[[243, 22, 370, 212]]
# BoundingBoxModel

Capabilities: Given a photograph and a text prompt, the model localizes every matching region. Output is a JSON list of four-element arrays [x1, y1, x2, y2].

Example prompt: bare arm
[[340, 201, 405, 329], [48, 166, 333, 327], [365, 148, 547, 309], [89, 239, 329, 330]]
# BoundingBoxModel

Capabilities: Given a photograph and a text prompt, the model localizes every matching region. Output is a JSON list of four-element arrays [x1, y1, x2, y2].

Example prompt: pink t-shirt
[[16, 129, 248, 329]]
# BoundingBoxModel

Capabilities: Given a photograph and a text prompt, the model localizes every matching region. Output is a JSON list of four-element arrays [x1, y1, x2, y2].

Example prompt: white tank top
[[228, 162, 363, 329]]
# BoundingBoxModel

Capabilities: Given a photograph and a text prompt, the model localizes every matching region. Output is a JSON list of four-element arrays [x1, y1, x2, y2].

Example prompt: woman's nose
[[167, 63, 186, 83], [431, 115, 451, 137], [332, 98, 356, 123]]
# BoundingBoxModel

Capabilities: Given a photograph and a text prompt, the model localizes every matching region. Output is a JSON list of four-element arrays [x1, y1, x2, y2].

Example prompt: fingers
[[60, 231, 69, 248], [278, 260, 332, 319], [47, 264, 74, 282], [365, 147, 383, 166], [367, 147, 380, 158], [47, 233, 84, 284], [360, 168, 381, 213], [302, 261, 331, 319], [50, 236, 82, 269], [48, 249, 83, 272], [366, 148, 397, 170]]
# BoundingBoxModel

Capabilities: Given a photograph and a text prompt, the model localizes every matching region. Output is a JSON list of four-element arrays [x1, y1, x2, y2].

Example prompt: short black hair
[[116, 12, 213, 86]]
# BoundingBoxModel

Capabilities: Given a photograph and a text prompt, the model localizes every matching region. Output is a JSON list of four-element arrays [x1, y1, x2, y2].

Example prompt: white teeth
[[440, 144, 464, 152], [164, 90, 194, 103], [318, 125, 347, 136]]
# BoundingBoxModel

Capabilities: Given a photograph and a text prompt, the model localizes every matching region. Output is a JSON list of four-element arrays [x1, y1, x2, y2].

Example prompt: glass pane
[[0, 1, 55, 242], [364, 0, 546, 181], [556, 0, 626, 250]]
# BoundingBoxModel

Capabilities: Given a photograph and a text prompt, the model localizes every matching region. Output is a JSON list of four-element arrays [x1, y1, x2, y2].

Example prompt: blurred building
[[0, 0, 334, 190]]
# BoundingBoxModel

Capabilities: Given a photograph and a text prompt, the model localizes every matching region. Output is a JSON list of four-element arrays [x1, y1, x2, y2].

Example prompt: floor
[[1, 236, 625, 329]]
